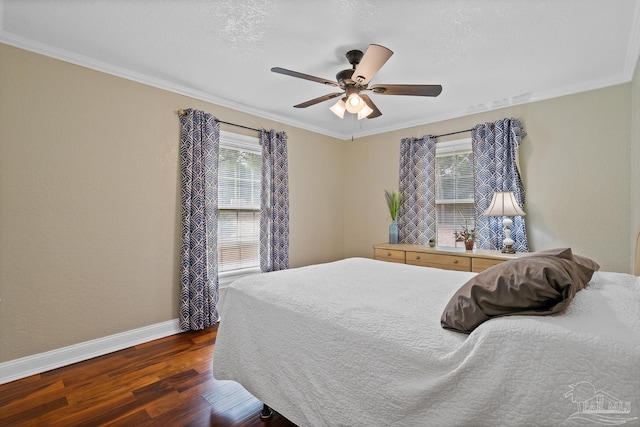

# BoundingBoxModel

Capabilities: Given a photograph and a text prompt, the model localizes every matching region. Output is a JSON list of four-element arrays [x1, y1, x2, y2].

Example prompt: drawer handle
[[453, 259, 459, 264], [387, 252, 391, 257], [416, 255, 421, 260]]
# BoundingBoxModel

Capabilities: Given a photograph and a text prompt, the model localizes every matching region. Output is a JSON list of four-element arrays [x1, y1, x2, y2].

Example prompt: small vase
[[464, 240, 474, 250], [389, 220, 399, 244]]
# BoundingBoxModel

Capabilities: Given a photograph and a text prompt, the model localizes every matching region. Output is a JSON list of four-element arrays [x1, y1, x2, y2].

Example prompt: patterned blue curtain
[[398, 135, 437, 244], [178, 109, 220, 331], [260, 129, 289, 272], [472, 118, 529, 252]]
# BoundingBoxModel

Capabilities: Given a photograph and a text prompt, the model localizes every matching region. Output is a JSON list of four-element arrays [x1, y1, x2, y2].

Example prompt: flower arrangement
[[384, 190, 403, 221], [454, 226, 476, 242], [454, 211, 476, 242]]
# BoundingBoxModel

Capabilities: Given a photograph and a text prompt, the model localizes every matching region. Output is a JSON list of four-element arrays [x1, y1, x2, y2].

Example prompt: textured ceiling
[[1, 0, 639, 139]]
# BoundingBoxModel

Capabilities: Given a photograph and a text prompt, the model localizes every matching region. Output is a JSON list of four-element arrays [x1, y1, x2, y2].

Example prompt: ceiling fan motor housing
[[336, 69, 355, 86], [345, 49, 364, 66], [340, 49, 365, 86]]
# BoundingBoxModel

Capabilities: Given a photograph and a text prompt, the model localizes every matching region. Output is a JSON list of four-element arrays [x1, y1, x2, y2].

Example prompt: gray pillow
[[573, 254, 600, 273], [440, 248, 596, 334], [526, 248, 599, 274]]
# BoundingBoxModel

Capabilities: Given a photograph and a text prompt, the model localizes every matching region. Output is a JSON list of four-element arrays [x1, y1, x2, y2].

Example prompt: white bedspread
[[213, 258, 640, 426]]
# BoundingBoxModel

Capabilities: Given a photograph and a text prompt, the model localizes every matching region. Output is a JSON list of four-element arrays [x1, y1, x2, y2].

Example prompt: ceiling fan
[[271, 44, 442, 120]]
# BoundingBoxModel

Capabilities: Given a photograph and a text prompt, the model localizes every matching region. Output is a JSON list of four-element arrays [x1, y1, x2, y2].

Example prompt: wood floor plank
[[0, 396, 69, 426], [0, 379, 65, 411], [0, 375, 54, 406], [0, 324, 298, 427], [103, 409, 152, 426]]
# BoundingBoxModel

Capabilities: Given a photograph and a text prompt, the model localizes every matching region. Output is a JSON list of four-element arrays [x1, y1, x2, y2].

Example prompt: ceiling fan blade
[[271, 67, 340, 87], [352, 44, 393, 86], [369, 84, 443, 97], [359, 94, 382, 118], [294, 92, 344, 108]]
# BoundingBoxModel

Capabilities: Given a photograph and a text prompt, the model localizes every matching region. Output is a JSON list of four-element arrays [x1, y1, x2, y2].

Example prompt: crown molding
[[354, 73, 631, 140], [1, 26, 637, 141], [0, 31, 346, 140]]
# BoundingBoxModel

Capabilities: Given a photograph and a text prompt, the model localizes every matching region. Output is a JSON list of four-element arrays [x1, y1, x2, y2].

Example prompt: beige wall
[[0, 44, 345, 362], [0, 41, 636, 364], [632, 57, 640, 272], [344, 85, 632, 273]]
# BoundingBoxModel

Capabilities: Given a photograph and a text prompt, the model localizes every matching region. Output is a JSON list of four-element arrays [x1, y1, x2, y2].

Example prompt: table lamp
[[483, 191, 526, 254]]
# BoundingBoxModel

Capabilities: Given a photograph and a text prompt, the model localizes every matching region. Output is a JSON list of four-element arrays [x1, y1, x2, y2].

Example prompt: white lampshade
[[484, 191, 526, 217], [329, 98, 347, 118], [483, 191, 525, 253], [357, 103, 374, 120]]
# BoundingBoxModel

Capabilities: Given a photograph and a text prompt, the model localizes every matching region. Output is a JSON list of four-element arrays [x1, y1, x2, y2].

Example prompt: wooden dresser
[[373, 243, 527, 273]]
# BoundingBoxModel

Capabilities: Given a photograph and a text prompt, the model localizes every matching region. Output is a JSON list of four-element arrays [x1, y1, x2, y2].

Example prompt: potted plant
[[385, 190, 403, 244], [454, 211, 476, 250]]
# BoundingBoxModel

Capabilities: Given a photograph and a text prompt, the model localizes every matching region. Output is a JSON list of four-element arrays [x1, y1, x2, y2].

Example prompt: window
[[435, 138, 474, 247], [218, 131, 261, 280]]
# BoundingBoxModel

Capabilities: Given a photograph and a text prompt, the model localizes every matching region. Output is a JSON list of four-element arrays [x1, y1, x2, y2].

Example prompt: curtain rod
[[433, 128, 474, 138], [177, 109, 262, 133], [433, 122, 504, 139]]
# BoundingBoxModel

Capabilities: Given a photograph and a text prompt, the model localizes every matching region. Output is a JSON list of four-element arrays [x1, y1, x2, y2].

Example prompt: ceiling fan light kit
[[347, 93, 361, 109], [357, 104, 374, 120], [345, 89, 364, 114], [329, 98, 347, 118], [272, 44, 442, 120]]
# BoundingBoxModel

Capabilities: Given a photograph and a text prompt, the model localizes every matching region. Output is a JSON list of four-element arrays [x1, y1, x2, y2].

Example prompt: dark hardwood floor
[[0, 324, 298, 426]]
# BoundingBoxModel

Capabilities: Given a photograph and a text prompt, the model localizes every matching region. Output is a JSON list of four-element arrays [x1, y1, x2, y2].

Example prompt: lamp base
[[501, 244, 516, 254], [501, 217, 516, 254]]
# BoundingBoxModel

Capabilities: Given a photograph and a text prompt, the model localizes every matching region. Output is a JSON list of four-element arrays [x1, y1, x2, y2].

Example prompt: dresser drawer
[[472, 257, 506, 272], [374, 248, 406, 263], [406, 251, 471, 271]]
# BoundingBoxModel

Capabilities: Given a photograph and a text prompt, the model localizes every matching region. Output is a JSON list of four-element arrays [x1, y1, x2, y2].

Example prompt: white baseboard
[[0, 319, 182, 385]]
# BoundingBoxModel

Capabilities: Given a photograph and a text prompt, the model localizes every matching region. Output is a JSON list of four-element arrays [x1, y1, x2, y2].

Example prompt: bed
[[212, 247, 640, 426]]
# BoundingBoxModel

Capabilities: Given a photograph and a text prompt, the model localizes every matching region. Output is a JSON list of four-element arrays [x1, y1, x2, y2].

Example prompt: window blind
[[435, 139, 474, 247], [218, 139, 261, 273]]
